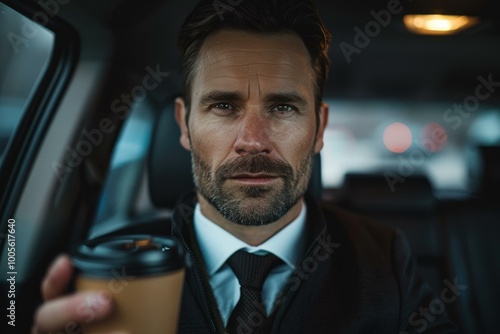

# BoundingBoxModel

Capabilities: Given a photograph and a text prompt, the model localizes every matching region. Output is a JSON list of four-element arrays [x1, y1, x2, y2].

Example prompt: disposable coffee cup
[[73, 234, 185, 334]]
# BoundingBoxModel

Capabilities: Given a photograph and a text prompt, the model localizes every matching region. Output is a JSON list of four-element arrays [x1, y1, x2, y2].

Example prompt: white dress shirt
[[193, 202, 307, 325]]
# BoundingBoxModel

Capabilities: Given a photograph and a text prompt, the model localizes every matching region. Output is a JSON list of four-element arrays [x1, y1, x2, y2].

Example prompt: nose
[[234, 111, 272, 155]]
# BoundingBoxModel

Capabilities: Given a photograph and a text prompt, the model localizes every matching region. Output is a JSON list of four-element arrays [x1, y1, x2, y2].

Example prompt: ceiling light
[[403, 15, 480, 35]]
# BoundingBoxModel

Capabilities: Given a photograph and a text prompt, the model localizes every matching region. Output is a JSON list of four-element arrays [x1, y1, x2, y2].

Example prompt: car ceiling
[[50, 0, 500, 104]]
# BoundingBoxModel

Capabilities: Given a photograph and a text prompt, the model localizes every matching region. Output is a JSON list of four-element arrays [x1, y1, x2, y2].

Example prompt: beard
[[190, 148, 315, 226]]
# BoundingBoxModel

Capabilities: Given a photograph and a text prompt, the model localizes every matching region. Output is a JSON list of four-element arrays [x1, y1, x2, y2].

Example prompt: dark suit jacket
[[171, 192, 457, 333]]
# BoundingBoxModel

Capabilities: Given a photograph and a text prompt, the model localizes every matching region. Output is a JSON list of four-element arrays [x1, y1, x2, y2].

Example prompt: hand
[[31, 254, 125, 334]]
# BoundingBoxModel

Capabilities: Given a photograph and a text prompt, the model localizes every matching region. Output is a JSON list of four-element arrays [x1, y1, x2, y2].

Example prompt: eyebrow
[[199, 90, 309, 106], [199, 91, 244, 105], [263, 92, 308, 106]]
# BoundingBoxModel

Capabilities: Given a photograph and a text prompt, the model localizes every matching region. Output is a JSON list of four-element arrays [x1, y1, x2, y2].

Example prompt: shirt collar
[[193, 201, 308, 276]]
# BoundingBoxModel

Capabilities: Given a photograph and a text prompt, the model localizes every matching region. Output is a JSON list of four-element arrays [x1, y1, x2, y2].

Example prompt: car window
[[321, 100, 500, 193], [90, 98, 157, 236], [0, 2, 55, 164]]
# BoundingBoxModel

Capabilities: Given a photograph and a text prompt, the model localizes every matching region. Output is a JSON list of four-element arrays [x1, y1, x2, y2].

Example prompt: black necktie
[[226, 250, 282, 334]]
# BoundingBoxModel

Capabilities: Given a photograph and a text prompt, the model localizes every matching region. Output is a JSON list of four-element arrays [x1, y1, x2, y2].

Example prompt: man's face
[[176, 30, 328, 226]]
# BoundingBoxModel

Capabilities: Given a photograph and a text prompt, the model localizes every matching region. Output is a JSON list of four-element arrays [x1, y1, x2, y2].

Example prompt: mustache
[[216, 155, 293, 180]]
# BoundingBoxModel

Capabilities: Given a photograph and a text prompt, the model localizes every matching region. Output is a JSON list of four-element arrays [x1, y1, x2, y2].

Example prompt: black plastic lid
[[73, 235, 184, 278]]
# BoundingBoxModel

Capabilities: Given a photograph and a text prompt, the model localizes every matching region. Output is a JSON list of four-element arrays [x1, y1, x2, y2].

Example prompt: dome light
[[404, 15, 479, 35]]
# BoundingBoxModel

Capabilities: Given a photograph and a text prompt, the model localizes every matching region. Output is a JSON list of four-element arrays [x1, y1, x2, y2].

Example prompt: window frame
[[0, 0, 79, 239]]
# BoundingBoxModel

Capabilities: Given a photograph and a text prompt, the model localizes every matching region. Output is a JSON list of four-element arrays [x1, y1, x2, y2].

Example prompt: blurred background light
[[420, 122, 448, 152], [468, 110, 500, 145], [403, 15, 480, 35], [383, 122, 412, 153], [320, 101, 498, 191]]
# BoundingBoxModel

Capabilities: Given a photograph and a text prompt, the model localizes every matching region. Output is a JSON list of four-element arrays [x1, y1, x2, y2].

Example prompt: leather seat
[[441, 145, 500, 334], [336, 173, 445, 296]]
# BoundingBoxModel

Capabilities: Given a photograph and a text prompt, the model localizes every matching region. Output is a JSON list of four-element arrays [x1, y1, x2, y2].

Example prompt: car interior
[[0, 0, 499, 333]]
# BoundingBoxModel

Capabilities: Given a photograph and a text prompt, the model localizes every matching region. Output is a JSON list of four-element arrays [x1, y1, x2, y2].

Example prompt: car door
[[0, 1, 120, 332]]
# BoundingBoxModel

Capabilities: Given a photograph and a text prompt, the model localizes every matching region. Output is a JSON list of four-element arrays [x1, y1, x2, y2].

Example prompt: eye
[[271, 104, 297, 116], [211, 102, 236, 116], [214, 103, 233, 110]]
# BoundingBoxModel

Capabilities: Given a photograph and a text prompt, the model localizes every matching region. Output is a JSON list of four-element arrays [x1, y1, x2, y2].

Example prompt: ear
[[314, 102, 329, 154], [175, 97, 191, 151]]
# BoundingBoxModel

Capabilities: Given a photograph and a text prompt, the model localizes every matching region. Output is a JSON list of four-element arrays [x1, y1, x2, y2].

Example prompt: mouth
[[228, 173, 280, 185]]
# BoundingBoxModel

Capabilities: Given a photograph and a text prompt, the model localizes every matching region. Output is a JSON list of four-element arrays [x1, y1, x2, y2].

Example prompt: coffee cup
[[72, 234, 185, 334]]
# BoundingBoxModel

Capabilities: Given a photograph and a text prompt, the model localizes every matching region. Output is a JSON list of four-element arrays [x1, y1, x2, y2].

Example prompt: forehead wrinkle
[[204, 54, 235, 66], [204, 49, 302, 67], [258, 73, 262, 97], [244, 64, 263, 101], [209, 62, 299, 78], [206, 62, 297, 81], [219, 62, 296, 68], [212, 48, 297, 57], [224, 48, 295, 53], [250, 74, 299, 79], [207, 58, 296, 69], [205, 75, 299, 79]]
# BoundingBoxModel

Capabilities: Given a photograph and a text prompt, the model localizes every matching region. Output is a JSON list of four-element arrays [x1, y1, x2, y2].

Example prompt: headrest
[[476, 145, 500, 196], [148, 100, 195, 208], [339, 173, 435, 212], [148, 99, 323, 208]]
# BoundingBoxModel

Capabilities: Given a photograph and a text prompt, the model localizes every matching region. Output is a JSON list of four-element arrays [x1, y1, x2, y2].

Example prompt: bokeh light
[[468, 110, 500, 145], [420, 122, 448, 152], [383, 122, 412, 153]]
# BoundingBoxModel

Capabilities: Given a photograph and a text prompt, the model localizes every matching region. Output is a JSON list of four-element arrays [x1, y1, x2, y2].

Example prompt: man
[[33, 0, 457, 333]]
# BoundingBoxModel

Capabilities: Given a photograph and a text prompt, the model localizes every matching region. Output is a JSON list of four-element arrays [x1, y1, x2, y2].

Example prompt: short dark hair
[[178, 0, 331, 114]]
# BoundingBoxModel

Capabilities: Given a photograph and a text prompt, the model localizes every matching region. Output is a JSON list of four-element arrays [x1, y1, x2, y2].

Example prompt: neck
[[197, 193, 303, 246]]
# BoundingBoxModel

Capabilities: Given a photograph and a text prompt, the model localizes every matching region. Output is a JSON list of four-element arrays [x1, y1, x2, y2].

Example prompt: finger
[[41, 254, 73, 301], [34, 291, 114, 333]]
